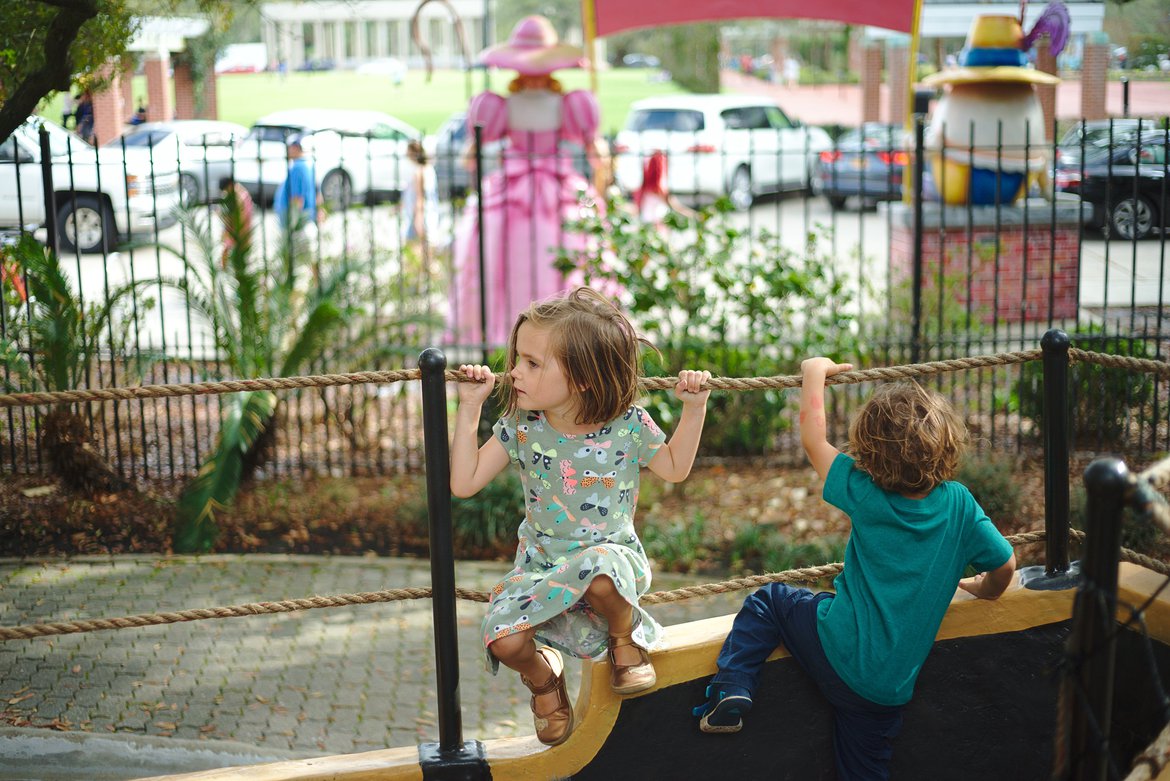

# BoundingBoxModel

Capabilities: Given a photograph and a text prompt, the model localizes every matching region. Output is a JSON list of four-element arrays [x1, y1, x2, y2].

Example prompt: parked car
[[233, 109, 419, 208], [621, 53, 661, 69], [427, 111, 593, 201], [0, 116, 180, 253], [355, 57, 407, 84], [812, 123, 908, 210], [613, 95, 832, 210], [1057, 119, 1144, 152], [1055, 130, 1168, 240], [109, 120, 249, 205]]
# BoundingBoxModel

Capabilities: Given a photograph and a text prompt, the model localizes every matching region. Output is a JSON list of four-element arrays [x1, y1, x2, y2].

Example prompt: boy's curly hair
[[498, 287, 657, 425], [848, 381, 968, 495]]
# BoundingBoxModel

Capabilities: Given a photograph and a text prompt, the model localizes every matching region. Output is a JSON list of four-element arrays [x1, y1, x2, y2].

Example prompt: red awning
[[589, 0, 918, 37]]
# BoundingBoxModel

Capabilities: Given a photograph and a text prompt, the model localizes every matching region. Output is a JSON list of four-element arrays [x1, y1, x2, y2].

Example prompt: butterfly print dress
[[480, 406, 667, 672]]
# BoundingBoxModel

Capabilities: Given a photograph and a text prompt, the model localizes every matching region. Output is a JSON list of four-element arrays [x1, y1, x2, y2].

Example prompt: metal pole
[[38, 127, 58, 255], [1061, 458, 1128, 781], [1042, 329, 1071, 576], [911, 114, 925, 364], [473, 124, 488, 364], [417, 348, 488, 780], [1121, 77, 1130, 118]]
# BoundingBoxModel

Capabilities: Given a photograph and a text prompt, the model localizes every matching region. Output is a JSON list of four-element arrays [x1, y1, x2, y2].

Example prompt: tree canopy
[[0, 0, 240, 144]]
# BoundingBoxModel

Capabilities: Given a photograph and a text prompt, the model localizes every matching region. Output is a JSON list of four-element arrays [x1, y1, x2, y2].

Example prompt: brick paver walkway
[[0, 556, 748, 762]]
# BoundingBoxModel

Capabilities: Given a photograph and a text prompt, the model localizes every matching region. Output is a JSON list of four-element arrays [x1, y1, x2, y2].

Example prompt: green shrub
[[1012, 325, 1155, 446], [558, 195, 860, 455], [957, 454, 1023, 524], [642, 513, 709, 573], [449, 471, 525, 552], [729, 525, 846, 575]]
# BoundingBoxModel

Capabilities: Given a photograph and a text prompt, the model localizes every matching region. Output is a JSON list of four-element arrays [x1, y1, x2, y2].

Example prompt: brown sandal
[[608, 628, 656, 695], [520, 646, 574, 746]]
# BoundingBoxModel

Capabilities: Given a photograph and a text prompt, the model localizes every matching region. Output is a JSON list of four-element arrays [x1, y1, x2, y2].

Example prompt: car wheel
[[179, 173, 200, 206], [728, 166, 753, 211], [1108, 196, 1155, 240], [321, 169, 353, 211], [828, 195, 848, 211], [57, 195, 115, 254]]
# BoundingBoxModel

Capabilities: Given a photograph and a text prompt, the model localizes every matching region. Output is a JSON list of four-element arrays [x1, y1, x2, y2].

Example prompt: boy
[[694, 358, 1016, 779]]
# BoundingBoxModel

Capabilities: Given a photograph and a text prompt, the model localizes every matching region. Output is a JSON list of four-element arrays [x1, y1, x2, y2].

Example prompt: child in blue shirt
[[694, 358, 1017, 780]]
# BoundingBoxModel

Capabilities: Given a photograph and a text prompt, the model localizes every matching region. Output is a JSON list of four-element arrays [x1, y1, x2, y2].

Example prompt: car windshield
[[120, 130, 175, 147], [31, 120, 88, 158], [838, 126, 902, 149], [245, 125, 303, 144], [627, 109, 705, 133]]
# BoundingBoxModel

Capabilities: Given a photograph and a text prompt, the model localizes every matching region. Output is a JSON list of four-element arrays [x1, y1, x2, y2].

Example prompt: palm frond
[[173, 390, 277, 553]]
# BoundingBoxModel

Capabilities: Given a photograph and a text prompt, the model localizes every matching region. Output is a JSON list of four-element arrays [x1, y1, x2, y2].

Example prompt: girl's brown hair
[[848, 381, 968, 495], [498, 287, 656, 425]]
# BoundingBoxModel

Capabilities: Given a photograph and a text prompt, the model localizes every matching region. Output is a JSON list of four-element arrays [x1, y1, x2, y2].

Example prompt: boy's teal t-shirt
[[816, 453, 1013, 706]]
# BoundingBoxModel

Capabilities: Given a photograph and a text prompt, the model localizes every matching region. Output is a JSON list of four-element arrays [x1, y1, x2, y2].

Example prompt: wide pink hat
[[479, 15, 585, 75]]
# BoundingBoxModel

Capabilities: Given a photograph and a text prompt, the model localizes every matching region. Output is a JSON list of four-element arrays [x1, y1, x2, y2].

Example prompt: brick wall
[[144, 55, 173, 123], [174, 62, 195, 120], [91, 61, 125, 147], [887, 42, 909, 125], [1082, 43, 1109, 120], [890, 215, 1080, 322], [861, 45, 883, 124], [1035, 38, 1057, 142]]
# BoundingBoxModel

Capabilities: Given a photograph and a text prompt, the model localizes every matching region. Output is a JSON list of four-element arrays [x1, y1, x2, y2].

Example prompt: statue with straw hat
[[922, 2, 1069, 206]]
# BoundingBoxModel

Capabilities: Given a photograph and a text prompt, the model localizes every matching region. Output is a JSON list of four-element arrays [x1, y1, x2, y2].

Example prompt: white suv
[[233, 109, 419, 209], [0, 117, 181, 253], [613, 95, 832, 210]]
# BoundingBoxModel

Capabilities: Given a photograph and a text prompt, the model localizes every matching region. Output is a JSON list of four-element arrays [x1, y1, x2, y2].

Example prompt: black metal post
[[473, 124, 488, 364], [1021, 329, 1080, 591], [1058, 458, 1128, 781], [38, 126, 58, 255], [911, 114, 925, 364], [417, 348, 488, 780], [1121, 77, 1130, 118], [1043, 329, 1071, 576]]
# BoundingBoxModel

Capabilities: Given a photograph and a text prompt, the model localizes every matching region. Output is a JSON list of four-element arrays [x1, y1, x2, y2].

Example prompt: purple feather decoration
[[1023, 1, 1071, 56]]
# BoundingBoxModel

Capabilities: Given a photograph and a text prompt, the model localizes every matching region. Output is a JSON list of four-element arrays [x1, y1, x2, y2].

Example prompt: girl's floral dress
[[481, 406, 666, 672]]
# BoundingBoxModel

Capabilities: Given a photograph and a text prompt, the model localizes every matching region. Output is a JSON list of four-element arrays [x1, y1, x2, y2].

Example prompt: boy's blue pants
[[710, 583, 905, 780]]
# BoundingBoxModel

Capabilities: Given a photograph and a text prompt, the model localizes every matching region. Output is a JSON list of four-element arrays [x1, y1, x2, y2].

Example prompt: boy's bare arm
[[958, 553, 1017, 600], [799, 358, 853, 480]]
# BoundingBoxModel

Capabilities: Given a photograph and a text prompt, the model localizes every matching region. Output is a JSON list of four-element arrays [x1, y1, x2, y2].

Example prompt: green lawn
[[213, 67, 688, 135], [40, 67, 688, 138]]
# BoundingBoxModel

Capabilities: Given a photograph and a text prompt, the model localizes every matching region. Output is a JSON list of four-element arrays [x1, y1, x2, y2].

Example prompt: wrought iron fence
[[1, 112, 1168, 482]]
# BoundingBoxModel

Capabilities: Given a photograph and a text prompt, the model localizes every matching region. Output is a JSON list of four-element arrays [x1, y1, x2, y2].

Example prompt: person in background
[[61, 92, 75, 128], [218, 175, 255, 267], [74, 91, 95, 144], [634, 151, 695, 228], [273, 137, 321, 245], [402, 139, 439, 251], [128, 99, 147, 126]]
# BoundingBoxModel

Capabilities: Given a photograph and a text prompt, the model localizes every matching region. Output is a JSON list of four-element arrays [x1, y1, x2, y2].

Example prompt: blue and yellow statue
[[922, 4, 1069, 205]]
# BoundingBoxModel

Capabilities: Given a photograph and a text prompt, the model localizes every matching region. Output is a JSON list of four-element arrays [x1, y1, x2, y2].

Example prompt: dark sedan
[[1055, 130, 1168, 240], [812, 123, 907, 210]]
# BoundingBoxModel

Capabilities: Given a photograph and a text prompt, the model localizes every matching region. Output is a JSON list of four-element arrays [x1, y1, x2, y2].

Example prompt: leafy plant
[[450, 471, 525, 552], [558, 194, 860, 455], [729, 524, 846, 576], [0, 234, 152, 494], [159, 200, 435, 552], [957, 454, 1023, 525], [642, 512, 709, 573], [1012, 324, 1156, 447]]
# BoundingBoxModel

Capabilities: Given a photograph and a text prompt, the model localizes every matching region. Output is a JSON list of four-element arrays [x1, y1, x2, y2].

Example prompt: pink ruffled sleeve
[[466, 91, 508, 143], [560, 89, 600, 143]]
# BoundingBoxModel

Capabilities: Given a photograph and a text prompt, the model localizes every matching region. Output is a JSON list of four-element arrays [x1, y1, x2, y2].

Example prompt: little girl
[[451, 287, 712, 746]]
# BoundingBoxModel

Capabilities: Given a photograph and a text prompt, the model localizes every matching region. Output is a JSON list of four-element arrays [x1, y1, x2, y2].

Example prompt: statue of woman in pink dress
[[449, 16, 602, 347]]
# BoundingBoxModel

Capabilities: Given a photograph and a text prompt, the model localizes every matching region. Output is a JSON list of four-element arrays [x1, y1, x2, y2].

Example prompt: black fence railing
[[2, 113, 1168, 480]]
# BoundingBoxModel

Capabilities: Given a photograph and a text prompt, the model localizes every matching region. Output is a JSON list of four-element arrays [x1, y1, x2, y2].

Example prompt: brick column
[[1081, 37, 1109, 121], [120, 61, 134, 121], [144, 54, 173, 123], [201, 68, 218, 120], [861, 44, 883, 124], [1035, 37, 1057, 142], [173, 62, 196, 120], [91, 60, 125, 146], [886, 37, 910, 125]]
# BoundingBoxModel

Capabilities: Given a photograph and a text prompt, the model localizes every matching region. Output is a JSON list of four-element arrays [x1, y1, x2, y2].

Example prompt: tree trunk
[[41, 406, 129, 494]]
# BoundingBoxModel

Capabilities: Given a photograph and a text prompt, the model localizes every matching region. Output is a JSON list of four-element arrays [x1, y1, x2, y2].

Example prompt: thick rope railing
[[0, 350, 1047, 409], [5, 345, 1169, 410], [8, 528, 1163, 644]]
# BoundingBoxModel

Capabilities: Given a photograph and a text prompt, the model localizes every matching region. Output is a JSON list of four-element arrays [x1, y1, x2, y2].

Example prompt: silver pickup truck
[[0, 117, 180, 253]]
